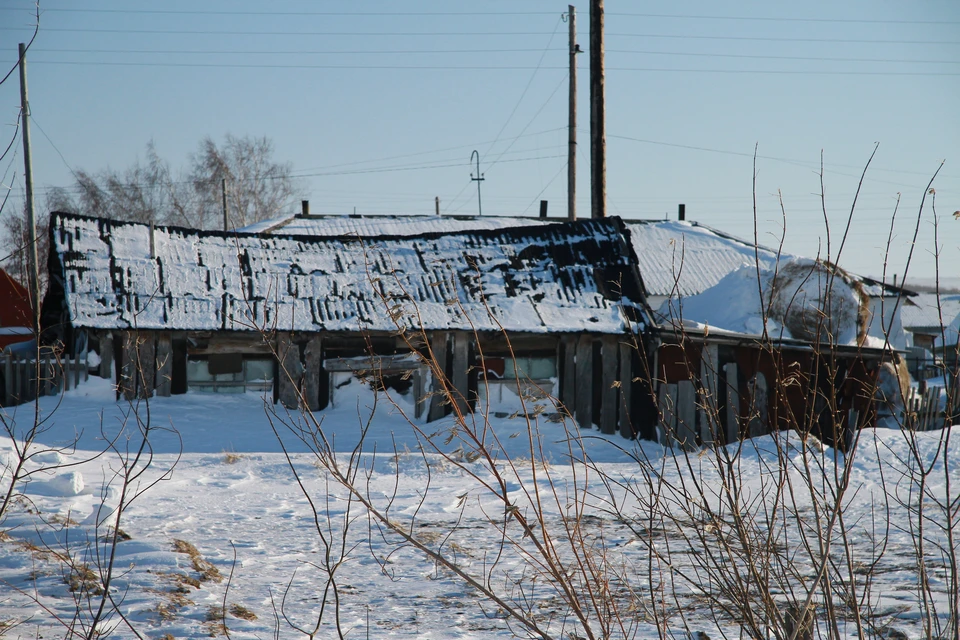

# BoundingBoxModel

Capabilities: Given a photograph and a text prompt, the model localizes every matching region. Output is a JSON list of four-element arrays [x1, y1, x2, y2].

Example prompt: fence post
[[4, 353, 12, 404]]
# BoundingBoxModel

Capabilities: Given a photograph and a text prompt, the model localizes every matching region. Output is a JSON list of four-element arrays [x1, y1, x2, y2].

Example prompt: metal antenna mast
[[470, 150, 484, 216]]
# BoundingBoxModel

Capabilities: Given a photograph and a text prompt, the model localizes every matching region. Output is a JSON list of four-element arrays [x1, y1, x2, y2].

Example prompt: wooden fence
[[1, 350, 89, 407], [655, 375, 950, 450], [906, 385, 949, 432]]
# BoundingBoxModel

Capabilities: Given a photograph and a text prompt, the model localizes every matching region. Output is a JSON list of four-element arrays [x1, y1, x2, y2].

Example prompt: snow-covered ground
[[1, 376, 957, 639]]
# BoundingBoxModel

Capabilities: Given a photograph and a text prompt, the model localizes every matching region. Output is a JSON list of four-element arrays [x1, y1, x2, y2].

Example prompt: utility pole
[[470, 150, 484, 216], [18, 43, 40, 328], [566, 5, 580, 221], [222, 178, 228, 231], [589, 0, 606, 219], [435, 196, 440, 216]]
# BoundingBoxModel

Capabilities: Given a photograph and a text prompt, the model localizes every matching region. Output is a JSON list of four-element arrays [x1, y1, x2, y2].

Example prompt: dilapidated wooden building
[[42, 212, 656, 436]]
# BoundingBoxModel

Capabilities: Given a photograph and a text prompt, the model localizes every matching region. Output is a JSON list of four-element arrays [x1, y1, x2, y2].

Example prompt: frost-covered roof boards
[[47, 212, 649, 335]]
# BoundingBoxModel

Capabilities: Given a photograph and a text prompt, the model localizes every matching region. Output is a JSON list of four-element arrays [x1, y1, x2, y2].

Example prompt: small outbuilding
[[42, 211, 655, 436]]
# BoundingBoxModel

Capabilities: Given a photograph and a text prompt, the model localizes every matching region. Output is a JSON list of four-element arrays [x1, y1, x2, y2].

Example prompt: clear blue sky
[[1, 0, 957, 284]]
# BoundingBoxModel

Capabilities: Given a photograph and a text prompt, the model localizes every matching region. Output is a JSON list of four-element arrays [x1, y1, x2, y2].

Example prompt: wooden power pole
[[222, 178, 228, 231], [589, 0, 606, 219], [567, 5, 579, 221], [18, 43, 41, 327]]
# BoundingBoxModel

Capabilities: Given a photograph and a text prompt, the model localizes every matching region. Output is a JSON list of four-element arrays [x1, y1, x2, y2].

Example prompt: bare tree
[[189, 134, 300, 230], [1, 135, 302, 287]]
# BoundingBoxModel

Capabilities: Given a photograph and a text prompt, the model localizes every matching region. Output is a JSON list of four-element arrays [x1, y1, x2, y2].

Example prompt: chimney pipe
[[301, 200, 309, 217], [539, 200, 549, 219], [678, 203, 686, 221]]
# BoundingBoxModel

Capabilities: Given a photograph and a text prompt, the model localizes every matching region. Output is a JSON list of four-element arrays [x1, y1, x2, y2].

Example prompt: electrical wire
[[3, 7, 955, 25], [20, 60, 960, 76], [482, 15, 563, 162], [32, 47, 960, 66]]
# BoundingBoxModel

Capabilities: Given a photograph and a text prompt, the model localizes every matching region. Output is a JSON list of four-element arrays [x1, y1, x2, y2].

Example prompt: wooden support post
[[99, 332, 114, 380], [414, 368, 425, 419], [303, 335, 323, 411], [676, 380, 697, 449], [723, 362, 739, 444], [618, 340, 633, 439], [120, 331, 137, 400], [427, 331, 450, 422], [600, 336, 618, 434], [575, 335, 594, 428], [748, 372, 769, 438], [657, 383, 678, 446], [62, 354, 71, 391], [138, 331, 156, 398], [451, 331, 470, 416], [74, 346, 83, 388], [155, 334, 173, 397], [4, 353, 12, 404], [277, 333, 302, 409], [699, 343, 719, 445], [561, 335, 577, 417]]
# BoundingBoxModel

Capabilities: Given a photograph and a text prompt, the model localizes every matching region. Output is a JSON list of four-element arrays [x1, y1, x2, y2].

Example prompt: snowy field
[[1, 376, 957, 639]]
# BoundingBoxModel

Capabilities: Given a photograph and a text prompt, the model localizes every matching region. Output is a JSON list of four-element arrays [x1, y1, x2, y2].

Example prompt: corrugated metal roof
[[624, 220, 782, 298], [240, 214, 551, 237], [623, 220, 905, 300], [47, 212, 649, 335], [900, 293, 960, 331], [235, 214, 906, 303]]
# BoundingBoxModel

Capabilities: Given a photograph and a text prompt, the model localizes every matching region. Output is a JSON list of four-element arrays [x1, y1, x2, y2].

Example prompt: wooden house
[[0, 267, 35, 351], [42, 211, 656, 436]]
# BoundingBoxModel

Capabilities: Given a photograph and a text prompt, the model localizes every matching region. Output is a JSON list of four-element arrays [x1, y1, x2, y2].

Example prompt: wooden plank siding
[[575, 335, 594, 429], [156, 333, 173, 397], [427, 331, 449, 422], [600, 336, 619, 435]]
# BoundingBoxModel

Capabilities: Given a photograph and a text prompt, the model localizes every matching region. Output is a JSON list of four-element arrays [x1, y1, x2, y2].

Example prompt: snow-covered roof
[[658, 259, 869, 346], [624, 220, 782, 298], [239, 214, 551, 236], [900, 293, 960, 332], [47, 212, 649, 335], [624, 220, 904, 300]]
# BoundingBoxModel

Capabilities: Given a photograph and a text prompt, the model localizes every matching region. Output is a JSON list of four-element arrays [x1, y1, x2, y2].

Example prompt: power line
[[3, 26, 956, 46], [607, 133, 941, 190], [20, 60, 960, 76], [297, 128, 565, 173], [609, 12, 960, 26], [32, 47, 960, 65], [0, 27, 556, 36], [2, 7, 955, 26], [14, 153, 569, 197], [0, 8, 557, 17], [607, 50, 960, 65], [488, 74, 568, 173], [37, 47, 566, 55], [483, 15, 564, 166]]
